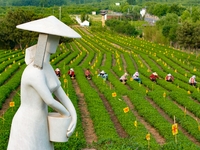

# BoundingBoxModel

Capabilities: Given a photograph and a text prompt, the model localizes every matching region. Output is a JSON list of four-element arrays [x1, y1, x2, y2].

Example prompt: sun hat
[[16, 16, 81, 38], [55, 68, 60, 71], [153, 72, 158, 76], [17, 16, 81, 69], [100, 70, 105, 74]]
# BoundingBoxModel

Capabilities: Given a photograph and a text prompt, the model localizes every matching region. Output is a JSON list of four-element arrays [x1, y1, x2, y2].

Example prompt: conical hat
[[16, 16, 81, 38]]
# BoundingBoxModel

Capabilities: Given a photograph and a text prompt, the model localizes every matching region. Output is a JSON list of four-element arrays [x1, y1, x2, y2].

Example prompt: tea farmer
[[132, 71, 142, 84], [165, 73, 174, 82], [150, 72, 159, 82]]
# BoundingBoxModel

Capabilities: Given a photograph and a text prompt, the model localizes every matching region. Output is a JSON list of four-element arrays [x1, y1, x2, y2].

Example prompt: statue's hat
[[16, 15, 81, 38]]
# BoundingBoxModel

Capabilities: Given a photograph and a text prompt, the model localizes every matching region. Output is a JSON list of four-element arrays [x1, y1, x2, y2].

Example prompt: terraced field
[[1, 26, 200, 150]]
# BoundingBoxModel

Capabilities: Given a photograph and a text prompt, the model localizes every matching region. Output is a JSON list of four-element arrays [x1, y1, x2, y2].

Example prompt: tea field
[[1, 26, 200, 150]]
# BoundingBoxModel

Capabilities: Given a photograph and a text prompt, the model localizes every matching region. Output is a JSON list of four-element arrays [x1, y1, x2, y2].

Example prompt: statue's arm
[[54, 87, 77, 138], [30, 72, 70, 117]]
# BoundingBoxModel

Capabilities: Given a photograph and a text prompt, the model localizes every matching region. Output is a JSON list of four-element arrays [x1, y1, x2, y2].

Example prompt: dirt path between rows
[[124, 52, 200, 146], [110, 69, 166, 145], [0, 87, 20, 117], [71, 79, 98, 145], [88, 80, 128, 138], [121, 54, 127, 72], [146, 97, 200, 146], [101, 54, 106, 66], [123, 95, 166, 145]]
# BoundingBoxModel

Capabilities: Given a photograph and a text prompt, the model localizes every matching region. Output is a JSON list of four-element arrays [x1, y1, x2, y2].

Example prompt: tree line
[[141, 3, 200, 50], [1, 0, 200, 7], [0, 8, 76, 50], [0, 2, 199, 51]]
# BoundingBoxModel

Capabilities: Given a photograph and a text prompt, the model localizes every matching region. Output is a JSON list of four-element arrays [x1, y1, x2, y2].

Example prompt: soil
[[71, 79, 98, 144], [123, 95, 166, 145], [146, 97, 200, 146], [0, 87, 20, 117], [111, 69, 166, 145], [89, 80, 128, 138], [1, 27, 200, 149]]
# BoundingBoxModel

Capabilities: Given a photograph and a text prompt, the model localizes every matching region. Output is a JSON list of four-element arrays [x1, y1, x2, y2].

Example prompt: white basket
[[48, 112, 71, 142]]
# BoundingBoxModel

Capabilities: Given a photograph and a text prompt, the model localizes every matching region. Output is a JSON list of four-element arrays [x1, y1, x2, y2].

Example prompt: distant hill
[[0, 0, 199, 7]]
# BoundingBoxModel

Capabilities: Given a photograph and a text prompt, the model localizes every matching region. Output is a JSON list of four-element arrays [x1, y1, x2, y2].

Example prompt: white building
[[92, 11, 96, 15], [140, 8, 146, 17], [80, 20, 90, 27]]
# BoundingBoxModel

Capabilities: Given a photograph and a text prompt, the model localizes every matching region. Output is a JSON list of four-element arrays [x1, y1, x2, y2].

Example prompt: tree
[[191, 7, 200, 23], [152, 4, 168, 17], [40, 0, 48, 7], [156, 13, 179, 29], [167, 4, 185, 16], [176, 21, 194, 50], [180, 10, 191, 22], [193, 22, 200, 49], [127, 0, 136, 5], [0, 8, 38, 49]]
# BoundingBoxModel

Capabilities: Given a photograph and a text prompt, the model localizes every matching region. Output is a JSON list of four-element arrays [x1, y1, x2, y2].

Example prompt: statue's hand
[[66, 119, 76, 138]]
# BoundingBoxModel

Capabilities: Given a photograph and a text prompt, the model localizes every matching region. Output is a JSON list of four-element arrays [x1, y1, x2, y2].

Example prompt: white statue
[[7, 16, 81, 150]]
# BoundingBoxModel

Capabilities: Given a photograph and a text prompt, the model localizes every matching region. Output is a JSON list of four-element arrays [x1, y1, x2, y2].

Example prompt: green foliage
[[127, 0, 136, 5], [61, 14, 75, 25], [0, 8, 39, 49], [105, 19, 139, 37], [167, 4, 186, 16], [156, 13, 179, 28], [176, 21, 199, 49], [147, 3, 186, 17]]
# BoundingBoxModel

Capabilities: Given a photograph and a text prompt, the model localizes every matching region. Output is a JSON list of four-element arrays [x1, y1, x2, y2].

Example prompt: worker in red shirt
[[55, 68, 61, 78], [150, 72, 159, 82], [68, 68, 75, 79], [165, 73, 174, 82], [189, 75, 197, 86], [85, 68, 91, 79]]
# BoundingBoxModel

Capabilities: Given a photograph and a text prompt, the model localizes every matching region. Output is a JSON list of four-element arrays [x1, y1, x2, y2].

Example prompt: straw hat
[[16, 16, 81, 38], [55, 68, 60, 71], [100, 70, 105, 74], [153, 72, 158, 76]]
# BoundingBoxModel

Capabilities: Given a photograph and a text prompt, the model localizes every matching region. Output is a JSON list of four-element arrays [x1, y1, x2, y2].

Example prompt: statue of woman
[[7, 16, 81, 150]]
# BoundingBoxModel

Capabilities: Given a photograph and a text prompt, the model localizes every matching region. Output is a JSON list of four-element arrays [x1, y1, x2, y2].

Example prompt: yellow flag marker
[[134, 120, 137, 128], [172, 123, 178, 135], [10, 101, 15, 112], [146, 89, 148, 94], [123, 107, 129, 113], [146, 133, 150, 150], [184, 107, 186, 117], [146, 133, 150, 141], [112, 92, 117, 97], [172, 116, 178, 143], [163, 92, 166, 97], [10, 102, 15, 107]]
